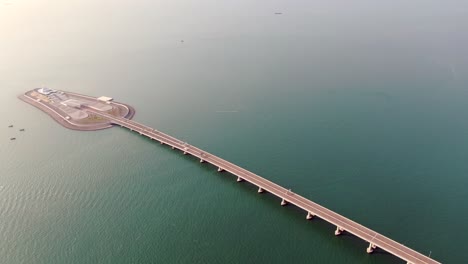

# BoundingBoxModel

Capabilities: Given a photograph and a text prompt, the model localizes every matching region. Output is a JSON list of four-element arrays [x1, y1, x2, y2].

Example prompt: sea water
[[1, 1, 467, 263]]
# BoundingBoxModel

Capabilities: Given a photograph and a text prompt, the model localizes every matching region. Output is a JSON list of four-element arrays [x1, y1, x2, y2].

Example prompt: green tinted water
[[1, 1, 467, 263]]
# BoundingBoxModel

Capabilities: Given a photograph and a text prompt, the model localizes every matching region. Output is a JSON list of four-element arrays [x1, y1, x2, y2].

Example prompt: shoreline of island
[[19, 88, 135, 131]]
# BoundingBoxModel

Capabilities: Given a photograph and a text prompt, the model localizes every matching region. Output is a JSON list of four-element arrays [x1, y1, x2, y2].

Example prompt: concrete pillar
[[366, 243, 376, 254], [200, 159, 204, 163], [237, 177, 243, 182], [171, 146, 175, 149], [160, 141, 163, 145], [306, 212, 314, 220], [258, 187, 264, 193], [281, 199, 287, 206], [217, 167, 224, 172], [334, 226, 344, 236], [183, 151, 187, 155]]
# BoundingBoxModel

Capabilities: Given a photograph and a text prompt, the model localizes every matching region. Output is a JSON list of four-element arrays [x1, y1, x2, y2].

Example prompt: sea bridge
[[86, 108, 440, 264]]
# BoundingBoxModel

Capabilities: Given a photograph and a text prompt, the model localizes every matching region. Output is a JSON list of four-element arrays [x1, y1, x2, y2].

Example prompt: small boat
[[8, 125, 13, 128], [10, 137, 16, 140], [274, 12, 282, 15], [19, 129, 25, 131]]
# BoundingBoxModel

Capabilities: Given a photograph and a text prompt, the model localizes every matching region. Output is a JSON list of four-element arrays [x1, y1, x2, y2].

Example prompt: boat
[[8, 125, 13, 128], [19, 129, 25, 131], [10, 137, 16, 140]]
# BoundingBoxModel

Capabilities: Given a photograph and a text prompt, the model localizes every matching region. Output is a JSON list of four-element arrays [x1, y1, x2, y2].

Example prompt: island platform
[[19, 88, 135, 131]]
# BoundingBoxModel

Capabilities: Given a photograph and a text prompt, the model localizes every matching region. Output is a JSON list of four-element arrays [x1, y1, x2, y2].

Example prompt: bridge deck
[[88, 109, 440, 264]]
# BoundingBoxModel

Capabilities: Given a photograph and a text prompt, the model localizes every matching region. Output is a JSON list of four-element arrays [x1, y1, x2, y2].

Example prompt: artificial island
[[19, 87, 135, 130], [20, 88, 440, 264]]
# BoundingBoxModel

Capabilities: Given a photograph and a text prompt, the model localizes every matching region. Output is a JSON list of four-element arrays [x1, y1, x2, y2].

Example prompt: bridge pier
[[64, 110, 440, 264], [281, 199, 288, 206], [366, 243, 377, 254], [334, 226, 344, 236], [183, 151, 187, 155]]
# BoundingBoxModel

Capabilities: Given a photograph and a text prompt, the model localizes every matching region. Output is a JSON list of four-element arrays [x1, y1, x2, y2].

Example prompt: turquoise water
[[1, 1, 467, 263]]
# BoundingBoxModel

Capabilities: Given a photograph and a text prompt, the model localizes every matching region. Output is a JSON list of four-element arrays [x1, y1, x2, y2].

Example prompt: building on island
[[97, 96, 113, 103], [60, 99, 84, 109], [37, 87, 56, 95]]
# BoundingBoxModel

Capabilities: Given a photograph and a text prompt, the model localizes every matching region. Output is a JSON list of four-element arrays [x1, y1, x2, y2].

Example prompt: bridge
[[86, 108, 440, 264]]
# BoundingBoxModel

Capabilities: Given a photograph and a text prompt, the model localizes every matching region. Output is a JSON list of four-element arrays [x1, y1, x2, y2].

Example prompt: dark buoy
[[10, 137, 16, 140]]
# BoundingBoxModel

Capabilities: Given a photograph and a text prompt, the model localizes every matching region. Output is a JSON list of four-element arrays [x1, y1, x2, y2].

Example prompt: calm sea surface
[[1, 1, 467, 263]]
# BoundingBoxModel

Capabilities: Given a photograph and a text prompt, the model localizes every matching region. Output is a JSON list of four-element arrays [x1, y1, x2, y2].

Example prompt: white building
[[61, 99, 84, 109], [37, 87, 56, 95], [97, 96, 113, 102]]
